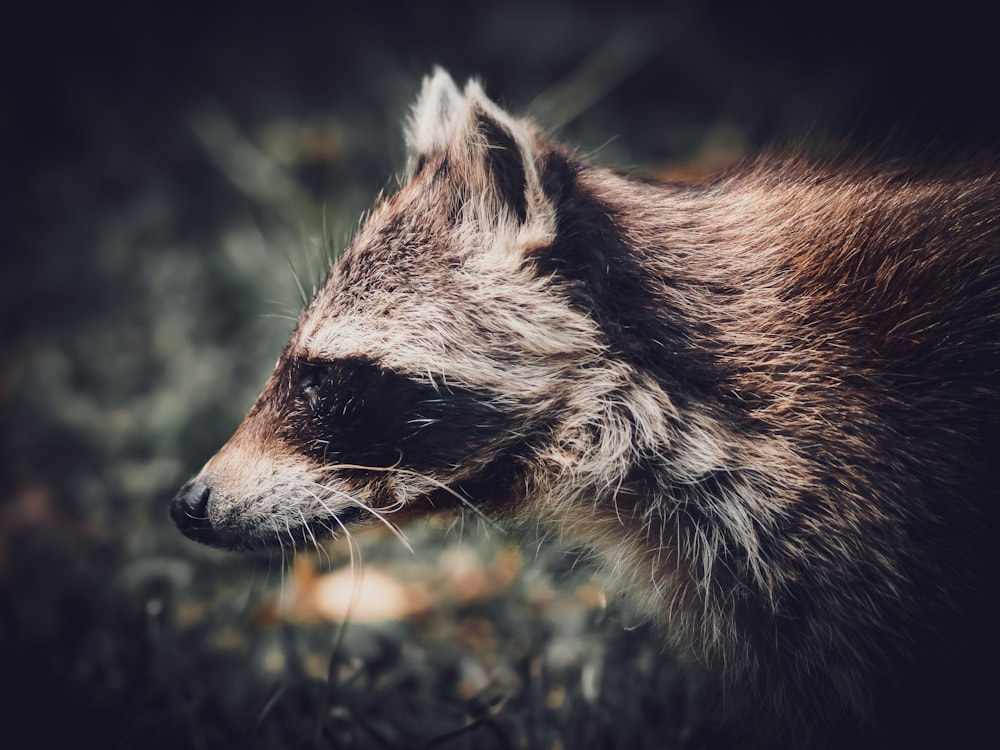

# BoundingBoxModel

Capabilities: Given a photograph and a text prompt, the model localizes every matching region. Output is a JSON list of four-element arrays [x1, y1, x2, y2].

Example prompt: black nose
[[170, 479, 218, 545]]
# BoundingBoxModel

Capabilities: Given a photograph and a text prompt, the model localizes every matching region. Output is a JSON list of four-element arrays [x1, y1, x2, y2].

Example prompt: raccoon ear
[[462, 98, 531, 223], [407, 70, 556, 246], [458, 82, 556, 242], [406, 67, 465, 162]]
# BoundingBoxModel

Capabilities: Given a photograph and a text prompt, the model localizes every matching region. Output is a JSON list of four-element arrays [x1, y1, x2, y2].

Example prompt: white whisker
[[324, 462, 500, 531], [309, 481, 415, 554], [329, 510, 361, 584], [271, 517, 290, 612], [297, 507, 330, 567]]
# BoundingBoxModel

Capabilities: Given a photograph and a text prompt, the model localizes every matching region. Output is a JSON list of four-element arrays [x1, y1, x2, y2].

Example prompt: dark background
[[2, 1, 997, 747]]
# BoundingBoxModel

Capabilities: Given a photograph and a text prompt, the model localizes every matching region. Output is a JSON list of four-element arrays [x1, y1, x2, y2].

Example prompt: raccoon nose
[[170, 479, 218, 545]]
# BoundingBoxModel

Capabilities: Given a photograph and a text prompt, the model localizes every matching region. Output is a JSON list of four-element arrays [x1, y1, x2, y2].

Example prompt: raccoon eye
[[296, 363, 328, 412], [303, 380, 321, 411]]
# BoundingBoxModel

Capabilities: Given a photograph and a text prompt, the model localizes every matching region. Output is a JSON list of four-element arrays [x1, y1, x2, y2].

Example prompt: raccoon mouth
[[331, 504, 369, 526], [281, 504, 371, 549], [170, 477, 374, 551]]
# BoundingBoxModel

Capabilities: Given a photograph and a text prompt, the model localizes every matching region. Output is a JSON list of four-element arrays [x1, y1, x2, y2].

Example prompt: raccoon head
[[170, 69, 664, 551]]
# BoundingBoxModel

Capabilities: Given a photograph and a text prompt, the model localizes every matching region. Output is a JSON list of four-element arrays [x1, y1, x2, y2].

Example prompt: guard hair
[[174, 71, 1000, 749]]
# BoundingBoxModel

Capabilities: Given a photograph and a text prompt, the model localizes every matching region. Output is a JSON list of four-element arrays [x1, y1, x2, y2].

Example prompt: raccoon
[[171, 70, 999, 747]]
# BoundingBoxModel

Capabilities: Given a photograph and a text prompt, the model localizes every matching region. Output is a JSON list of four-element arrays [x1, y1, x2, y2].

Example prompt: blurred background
[[2, 1, 996, 747]]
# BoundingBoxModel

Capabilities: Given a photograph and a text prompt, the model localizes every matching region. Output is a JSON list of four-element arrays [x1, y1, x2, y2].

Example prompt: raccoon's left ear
[[407, 69, 556, 245], [406, 68, 465, 163]]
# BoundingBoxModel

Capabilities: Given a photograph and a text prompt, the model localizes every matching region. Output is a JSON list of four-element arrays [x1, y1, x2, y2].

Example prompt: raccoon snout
[[170, 479, 218, 545]]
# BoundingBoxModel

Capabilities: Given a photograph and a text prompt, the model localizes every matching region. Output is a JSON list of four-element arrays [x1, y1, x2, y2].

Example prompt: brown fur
[[173, 71, 999, 747]]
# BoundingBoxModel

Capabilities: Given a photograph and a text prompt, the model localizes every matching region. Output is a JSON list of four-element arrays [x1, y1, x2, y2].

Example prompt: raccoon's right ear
[[457, 93, 558, 254]]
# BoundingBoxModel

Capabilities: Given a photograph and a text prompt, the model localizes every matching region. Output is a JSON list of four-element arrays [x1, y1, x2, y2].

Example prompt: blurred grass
[[2, 1, 997, 747]]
